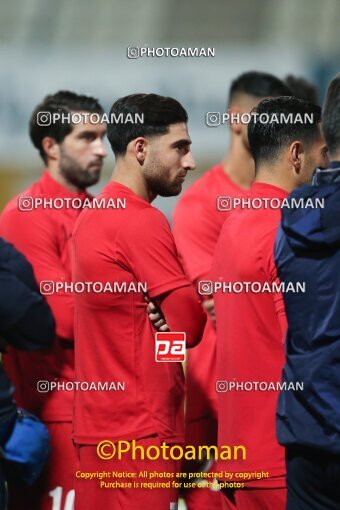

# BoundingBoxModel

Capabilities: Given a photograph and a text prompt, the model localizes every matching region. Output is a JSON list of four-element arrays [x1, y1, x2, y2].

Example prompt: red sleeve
[[116, 207, 191, 298], [156, 286, 206, 348], [0, 208, 74, 340], [172, 194, 213, 284], [264, 227, 288, 338]]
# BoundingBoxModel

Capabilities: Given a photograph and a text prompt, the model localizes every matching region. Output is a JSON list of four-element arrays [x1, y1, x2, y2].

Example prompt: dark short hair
[[248, 96, 322, 168], [228, 71, 292, 106], [284, 75, 319, 104], [106, 93, 188, 156], [322, 74, 340, 158], [29, 90, 104, 162]]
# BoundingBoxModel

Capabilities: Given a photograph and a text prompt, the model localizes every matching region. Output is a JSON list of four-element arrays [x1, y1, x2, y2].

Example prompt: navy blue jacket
[[0, 237, 55, 444], [275, 162, 340, 454]]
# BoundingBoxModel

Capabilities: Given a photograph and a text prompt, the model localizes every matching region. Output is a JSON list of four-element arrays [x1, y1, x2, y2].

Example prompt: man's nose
[[183, 151, 196, 171], [95, 140, 108, 158]]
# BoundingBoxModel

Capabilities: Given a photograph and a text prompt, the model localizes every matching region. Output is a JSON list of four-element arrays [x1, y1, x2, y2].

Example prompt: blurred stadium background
[[0, 1, 338, 508], [0, 0, 339, 221]]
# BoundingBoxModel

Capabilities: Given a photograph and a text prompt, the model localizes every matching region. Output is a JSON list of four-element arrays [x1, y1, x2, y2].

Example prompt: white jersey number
[[49, 487, 74, 510]]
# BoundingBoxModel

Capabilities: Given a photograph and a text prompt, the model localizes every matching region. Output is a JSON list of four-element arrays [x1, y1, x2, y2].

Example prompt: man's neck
[[222, 142, 254, 190], [254, 167, 293, 193], [47, 164, 80, 193], [111, 162, 155, 203]]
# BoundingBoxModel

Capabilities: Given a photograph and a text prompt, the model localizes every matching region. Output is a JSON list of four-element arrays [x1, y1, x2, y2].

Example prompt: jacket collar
[[313, 163, 340, 185]]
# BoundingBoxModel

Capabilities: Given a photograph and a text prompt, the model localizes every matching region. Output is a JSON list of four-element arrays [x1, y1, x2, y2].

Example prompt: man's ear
[[228, 106, 243, 135], [289, 141, 304, 175], [129, 137, 147, 165], [41, 137, 59, 161]]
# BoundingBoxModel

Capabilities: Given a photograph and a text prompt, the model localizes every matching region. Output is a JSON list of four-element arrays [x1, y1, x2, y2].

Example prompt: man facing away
[[211, 96, 327, 510], [0, 91, 107, 510], [72, 93, 207, 510], [275, 74, 340, 510]]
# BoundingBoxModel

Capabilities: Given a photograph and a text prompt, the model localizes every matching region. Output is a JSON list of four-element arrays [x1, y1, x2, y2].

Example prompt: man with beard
[[172, 71, 291, 510], [72, 93, 207, 510], [211, 97, 328, 510], [0, 90, 107, 510]]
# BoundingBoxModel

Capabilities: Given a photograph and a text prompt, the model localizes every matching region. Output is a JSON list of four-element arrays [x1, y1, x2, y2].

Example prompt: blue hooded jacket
[[0, 237, 55, 445], [275, 162, 340, 453]]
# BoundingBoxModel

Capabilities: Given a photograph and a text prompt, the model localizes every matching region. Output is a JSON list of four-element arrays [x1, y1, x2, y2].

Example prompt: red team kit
[[0, 171, 87, 509], [0, 69, 338, 510]]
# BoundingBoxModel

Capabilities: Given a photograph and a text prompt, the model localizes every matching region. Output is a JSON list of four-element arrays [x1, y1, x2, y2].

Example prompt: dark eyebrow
[[77, 129, 106, 138], [171, 138, 192, 148], [77, 130, 95, 136]]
